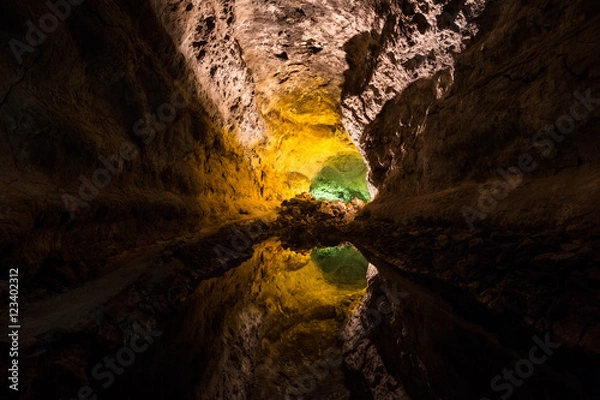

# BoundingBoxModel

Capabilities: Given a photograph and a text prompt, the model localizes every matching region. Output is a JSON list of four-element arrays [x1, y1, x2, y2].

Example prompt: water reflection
[[190, 238, 369, 399], [311, 244, 369, 288]]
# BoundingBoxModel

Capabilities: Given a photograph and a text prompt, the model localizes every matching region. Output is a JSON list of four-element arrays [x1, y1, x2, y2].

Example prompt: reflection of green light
[[310, 153, 371, 203], [310, 244, 369, 287]]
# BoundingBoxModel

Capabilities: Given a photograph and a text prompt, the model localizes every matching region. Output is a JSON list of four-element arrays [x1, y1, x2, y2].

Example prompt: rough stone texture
[[355, 0, 600, 229], [341, 0, 488, 147], [151, 0, 382, 200], [0, 0, 270, 292], [342, 0, 600, 397], [150, 0, 266, 144]]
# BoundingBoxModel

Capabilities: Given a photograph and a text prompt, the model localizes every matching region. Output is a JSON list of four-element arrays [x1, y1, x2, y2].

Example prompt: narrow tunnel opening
[[257, 84, 374, 205], [309, 153, 372, 203]]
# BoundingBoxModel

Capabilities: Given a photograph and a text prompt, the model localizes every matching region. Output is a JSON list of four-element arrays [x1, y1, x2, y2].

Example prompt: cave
[[0, 0, 599, 399]]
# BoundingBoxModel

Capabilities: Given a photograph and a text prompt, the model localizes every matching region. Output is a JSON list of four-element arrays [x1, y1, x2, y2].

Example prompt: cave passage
[[309, 153, 372, 203], [258, 83, 373, 203], [186, 238, 370, 399]]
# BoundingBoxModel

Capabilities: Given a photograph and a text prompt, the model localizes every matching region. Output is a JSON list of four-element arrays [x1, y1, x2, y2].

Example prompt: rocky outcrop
[[350, 0, 599, 229], [341, 0, 488, 146]]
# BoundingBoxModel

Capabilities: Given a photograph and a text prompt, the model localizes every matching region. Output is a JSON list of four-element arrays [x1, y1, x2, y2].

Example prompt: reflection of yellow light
[[192, 238, 366, 392]]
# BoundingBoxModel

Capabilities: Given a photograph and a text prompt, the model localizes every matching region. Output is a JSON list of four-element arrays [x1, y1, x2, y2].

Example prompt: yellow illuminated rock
[[256, 82, 369, 201]]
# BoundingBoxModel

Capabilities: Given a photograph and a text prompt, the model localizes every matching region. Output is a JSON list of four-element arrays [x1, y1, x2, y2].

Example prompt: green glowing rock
[[310, 153, 371, 203], [311, 244, 369, 287]]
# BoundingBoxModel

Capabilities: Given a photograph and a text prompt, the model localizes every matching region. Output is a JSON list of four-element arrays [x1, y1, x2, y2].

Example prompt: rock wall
[[1, 0, 598, 399], [341, 0, 488, 145], [0, 0, 269, 292], [349, 0, 600, 230], [149, 0, 265, 144], [341, 0, 600, 398]]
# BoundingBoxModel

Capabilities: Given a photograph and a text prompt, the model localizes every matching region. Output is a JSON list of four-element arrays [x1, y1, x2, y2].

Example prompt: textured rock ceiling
[[149, 0, 490, 202], [151, 0, 379, 200]]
